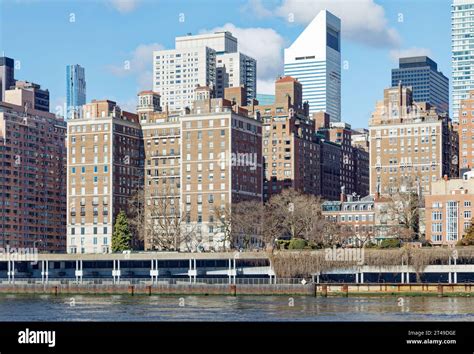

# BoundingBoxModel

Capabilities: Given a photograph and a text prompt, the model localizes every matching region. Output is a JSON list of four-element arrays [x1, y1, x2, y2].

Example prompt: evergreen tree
[[112, 210, 132, 252]]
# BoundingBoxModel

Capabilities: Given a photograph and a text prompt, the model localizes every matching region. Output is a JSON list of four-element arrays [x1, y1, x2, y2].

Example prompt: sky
[[0, 0, 452, 129]]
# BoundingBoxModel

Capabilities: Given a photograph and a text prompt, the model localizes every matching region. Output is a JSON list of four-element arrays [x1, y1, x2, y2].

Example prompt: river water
[[0, 295, 473, 321]]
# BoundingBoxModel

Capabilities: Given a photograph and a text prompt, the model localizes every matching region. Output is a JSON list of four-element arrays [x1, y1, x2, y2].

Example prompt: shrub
[[379, 239, 401, 249], [457, 233, 474, 246], [364, 242, 378, 249], [276, 240, 290, 250], [288, 238, 307, 250]]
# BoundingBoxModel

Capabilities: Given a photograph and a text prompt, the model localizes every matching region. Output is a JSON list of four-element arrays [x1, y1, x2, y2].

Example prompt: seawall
[[0, 283, 472, 297]]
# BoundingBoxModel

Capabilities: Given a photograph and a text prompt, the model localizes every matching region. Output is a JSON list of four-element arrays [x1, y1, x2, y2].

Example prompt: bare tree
[[145, 186, 195, 251], [230, 200, 265, 250], [264, 189, 324, 244], [214, 204, 233, 251], [386, 191, 420, 242]]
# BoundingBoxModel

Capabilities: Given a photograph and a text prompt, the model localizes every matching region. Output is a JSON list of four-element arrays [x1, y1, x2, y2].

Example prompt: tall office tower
[[66, 100, 144, 254], [0, 57, 15, 101], [452, 0, 474, 122], [7, 81, 49, 112], [66, 64, 86, 119], [0, 91, 66, 252], [391, 56, 449, 114], [284, 10, 341, 121], [248, 76, 322, 201], [369, 84, 459, 196]]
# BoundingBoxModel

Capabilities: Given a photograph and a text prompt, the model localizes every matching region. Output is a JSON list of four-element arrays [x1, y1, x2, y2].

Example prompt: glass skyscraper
[[66, 64, 86, 119], [284, 10, 341, 122], [452, 0, 474, 122], [391, 56, 449, 114]]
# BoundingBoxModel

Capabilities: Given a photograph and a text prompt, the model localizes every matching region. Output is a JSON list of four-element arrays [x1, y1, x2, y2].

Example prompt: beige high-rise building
[[249, 77, 322, 201], [139, 91, 182, 251], [369, 84, 458, 196], [141, 86, 263, 251], [66, 100, 143, 254]]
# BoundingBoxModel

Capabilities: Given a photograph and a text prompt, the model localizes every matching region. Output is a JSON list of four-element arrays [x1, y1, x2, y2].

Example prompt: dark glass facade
[[391, 56, 449, 114]]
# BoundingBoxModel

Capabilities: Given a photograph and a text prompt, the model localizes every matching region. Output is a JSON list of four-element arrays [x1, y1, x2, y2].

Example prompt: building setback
[[7, 80, 49, 112], [369, 84, 458, 196], [391, 56, 449, 115], [0, 98, 66, 252], [66, 100, 144, 254]]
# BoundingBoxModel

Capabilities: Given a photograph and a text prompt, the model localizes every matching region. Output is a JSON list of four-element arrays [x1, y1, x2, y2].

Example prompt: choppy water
[[0, 295, 473, 321]]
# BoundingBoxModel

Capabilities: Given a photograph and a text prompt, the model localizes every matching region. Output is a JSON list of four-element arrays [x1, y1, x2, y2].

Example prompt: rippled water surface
[[0, 295, 472, 321]]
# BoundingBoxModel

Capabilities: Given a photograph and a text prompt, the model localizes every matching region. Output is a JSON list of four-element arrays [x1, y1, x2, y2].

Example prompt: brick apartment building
[[0, 95, 66, 252], [66, 100, 143, 254], [425, 171, 474, 245], [248, 77, 323, 201], [140, 86, 262, 251], [369, 84, 458, 196]]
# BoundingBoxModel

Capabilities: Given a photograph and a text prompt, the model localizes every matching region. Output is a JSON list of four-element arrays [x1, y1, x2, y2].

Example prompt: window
[[431, 223, 442, 233], [432, 211, 442, 221]]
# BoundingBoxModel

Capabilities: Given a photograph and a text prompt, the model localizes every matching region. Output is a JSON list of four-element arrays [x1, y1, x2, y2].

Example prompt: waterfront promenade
[[0, 250, 473, 295]]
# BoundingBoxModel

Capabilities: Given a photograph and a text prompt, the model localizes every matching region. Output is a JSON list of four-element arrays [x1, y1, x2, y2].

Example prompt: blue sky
[[0, 0, 451, 128]]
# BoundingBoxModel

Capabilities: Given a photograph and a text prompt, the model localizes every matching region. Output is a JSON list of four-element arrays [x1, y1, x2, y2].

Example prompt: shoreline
[[0, 283, 472, 297]]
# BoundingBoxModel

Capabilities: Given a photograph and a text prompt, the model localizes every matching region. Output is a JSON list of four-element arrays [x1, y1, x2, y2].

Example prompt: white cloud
[[202, 23, 286, 95], [241, 0, 273, 18], [118, 97, 138, 113], [108, 0, 141, 13], [389, 47, 432, 61], [108, 43, 164, 90], [251, 0, 400, 48], [257, 79, 278, 95]]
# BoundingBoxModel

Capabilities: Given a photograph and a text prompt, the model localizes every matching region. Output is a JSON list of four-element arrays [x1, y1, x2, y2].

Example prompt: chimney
[[340, 191, 346, 203]]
